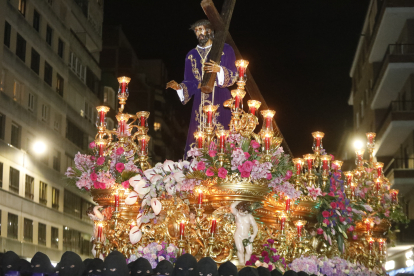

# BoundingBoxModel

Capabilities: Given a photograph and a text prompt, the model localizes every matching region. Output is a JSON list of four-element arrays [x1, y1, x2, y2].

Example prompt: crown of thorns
[[190, 19, 213, 31]]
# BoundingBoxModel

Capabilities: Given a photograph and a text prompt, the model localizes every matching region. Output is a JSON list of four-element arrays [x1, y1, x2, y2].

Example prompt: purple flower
[[267, 239, 275, 244]]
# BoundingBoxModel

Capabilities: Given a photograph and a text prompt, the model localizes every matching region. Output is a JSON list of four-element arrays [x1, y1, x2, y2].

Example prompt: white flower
[[143, 168, 156, 179], [173, 171, 185, 183], [262, 263, 268, 268], [129, 227, 142, 244], [151, 254, 157, 260], [150, 174, 163, 184], [167, 246, 175, 253], [143, 248, 150, 254], [137, 246, 143, 252], [156, 245, 163, 251], [177, 161, 190, 170], [151, 198, 162, 215], [255, 261, 262, 267], [158, 256, 165, 262], [163, 160, 175, 172], [125, 191, 139, 205]]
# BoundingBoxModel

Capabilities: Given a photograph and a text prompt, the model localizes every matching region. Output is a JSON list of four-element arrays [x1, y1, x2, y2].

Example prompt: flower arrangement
[[290, 256, 382, 276], [185, 134, 294, 189], [245, 239, 286, 273], [128, 242, 178, 268]]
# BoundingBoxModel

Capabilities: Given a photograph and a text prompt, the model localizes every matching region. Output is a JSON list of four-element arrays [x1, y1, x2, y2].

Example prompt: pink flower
[[322, 211, 330, 218], [317, 228, 323, 235], [197, 161, 206, 171], [346, 206, 352, 212], [89, 141, 96, 148], [330, 202, 337, 209], [339, 216, 346, 222], [218, 167, 228, 179], [90, 172, 98, 181], [285, 170, 292, 180], [330, 154, 335, 161], [348, 225, 355, 231], [242, 161, 253, 172], [353, 234, 358, 240], [230, 144, 235, 148], [385, 210, 390, 217], [206, 168, 214, 176], [323, 219, 329, 225], [245, 261, 252, 266], [338, 202, 345, 210], [328, 192, 335, 197], [255, 149, 259, 153], [250, 140, 260, 149], [209, 150, 217, 157], [97, 157, 105, 166], [94, 181, 105, 189], [116, 163, 125, 173], [241, 171, 250, 178], [244, 152, 251, 159], [266, 173, 272, 180], [116, 147, 124, 155], [122, 181, 129, 189], [306, 186, 322, 200]]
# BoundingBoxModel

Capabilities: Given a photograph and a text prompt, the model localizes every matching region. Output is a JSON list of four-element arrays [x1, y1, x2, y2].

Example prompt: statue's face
[[238, 209, 248, 216], [194, 25, 211, 46]]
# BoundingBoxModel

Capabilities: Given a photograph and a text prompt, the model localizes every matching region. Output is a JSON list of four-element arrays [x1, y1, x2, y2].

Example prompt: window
[[41, 104, 49, 122], [66, 120, 86, 149], [18, 0, 26, 16], [39, 181, 47, 205], [54, 113, 61, 132], [7, 213, 18, 239], [84, 102, 93, 123], [53, 149, 61, 172], [51, 227, 59, 248], [44, 62, 52, 86], [11, 122, 21, 148], [9, 167, 20, 194], [25, 175, 34, 200], [28, 93, 35, 112], [64, 190, 81, 218], [4, 21, 11, 47], [58, 39, 64, 58], [23, 218, 33, 242], [103, 87, 116, 109], [13, 81, 23, 102], [31, 48, 40, 74], [38, 223, 46, 246], [0, 162, 3, 188], [63, 227, 80, 252], [56, 74, 64, 96], [52, 188, 59, 209], [16, 33, 26, 62], [33, 10, 40, 32], [46, 25, 53, 46], [0, 113, 5, 140]]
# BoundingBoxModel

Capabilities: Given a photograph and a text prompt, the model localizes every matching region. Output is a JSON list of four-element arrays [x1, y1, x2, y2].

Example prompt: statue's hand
[[204, 59, 221, 73], [166, 80, 181, 91]]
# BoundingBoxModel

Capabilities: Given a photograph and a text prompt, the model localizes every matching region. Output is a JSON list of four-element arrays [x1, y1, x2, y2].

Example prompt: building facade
[[0, 0, 103, 262], [348, 0, 414, 272]]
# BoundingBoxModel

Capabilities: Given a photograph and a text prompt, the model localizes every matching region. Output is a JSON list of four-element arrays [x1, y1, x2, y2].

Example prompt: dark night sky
[[103, 0, 369, 157]]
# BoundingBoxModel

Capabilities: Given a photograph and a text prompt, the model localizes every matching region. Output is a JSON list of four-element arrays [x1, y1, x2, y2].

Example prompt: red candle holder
[[294, 220, 306, 239], [375, 178, 382, 194], [303, 154, 315, 173], [197, 189, 203, 207], [138, 135, 151, 156], [312, 131, 325, 152], [292, 158, 304, 176], [343, 171, 353, 186], [203, 105, 219, 128], [332, 160, 343, 171], [215, 129, 229, 153], [285, 197, 291, 212], [261, 110, 276, 132], [320, 155, 331, 173], [116, 113, 129, 136], [235, 59, 249, 79], [96, 223, 103, 242], [355, 149, 365, 166], [231, 89, 246, 112], [96, 106, 110, 127], [261, 130, 272, 151], [366, 132, 376, 149], [96, 139, 107, 157], [247, 100, 261, 115], [194, 131, 205, 149], [210, 219, 217, 235], [179, 220, 185, 239], [114, 192, 120, 211], [280, 213, 287, 234], [117, 76, 131, 97], [374, 162, 384, 178], [390, 189, 399, 204], [136, 111, 150, 128]]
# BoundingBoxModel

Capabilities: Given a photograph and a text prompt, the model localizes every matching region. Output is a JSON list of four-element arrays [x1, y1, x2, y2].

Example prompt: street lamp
[[32, 141, 47, 154]]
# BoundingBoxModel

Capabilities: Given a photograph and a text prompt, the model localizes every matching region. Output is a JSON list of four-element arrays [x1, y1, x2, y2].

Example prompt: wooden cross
[[200, 0, 292, 156]]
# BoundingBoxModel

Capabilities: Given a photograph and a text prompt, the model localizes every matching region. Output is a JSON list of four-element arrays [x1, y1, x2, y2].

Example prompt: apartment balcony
[[375, 101, 414, 156], [384, 158, 414, 194], [371, 45, 414, 109], [368, 0, 414, 63]]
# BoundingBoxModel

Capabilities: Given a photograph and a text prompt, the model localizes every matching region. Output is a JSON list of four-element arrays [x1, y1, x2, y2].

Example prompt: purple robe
[[179, 43, 238, 155]]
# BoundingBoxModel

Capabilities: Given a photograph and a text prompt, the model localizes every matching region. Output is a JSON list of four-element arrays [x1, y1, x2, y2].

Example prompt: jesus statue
[[166, 19, 238, 155]]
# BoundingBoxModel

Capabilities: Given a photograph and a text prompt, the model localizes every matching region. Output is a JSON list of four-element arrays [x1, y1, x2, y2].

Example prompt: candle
[[297, 223, 303, 237], [378, 240, 384, 252], [235, 59, 249, 78], [140, 116, 145, 127], [114, 193, 120, 211], [234, 96, 240, 110], [315, 137, 321, 148], [375, 178, 381, 193], [98, 144, 104, 156], [265, 117, 271, 129], [220, 134, 225, 151], [121, 82, 127, 94], [368, 239, 374, 252], [141, 138, 147, 155], [97, 224, 103, 242], [211, 219, 217, 234], [250, 106, 256, 115], [322, 160, 328, 171], [198, 190, 203, 205], [180, 221, 185, 238], [117, 76, 131, 96], [207, 111, 213, 125], [285, 198, 291, 211], [307, 158, 313, 171], [312, 132, 325, 150], [296, 163, 301, 175], [390, 189, 398, 204], [198, 136, 203, 148], [119, 120, 125, 135], [351, 183, 356, 197], [280, 216, 286, 232], [265, 136, 270, 151], [99, 111, 105, 124]]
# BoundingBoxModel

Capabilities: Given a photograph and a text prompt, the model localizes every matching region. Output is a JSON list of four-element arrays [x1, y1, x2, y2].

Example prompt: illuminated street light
[[33, 141, 47, 154]]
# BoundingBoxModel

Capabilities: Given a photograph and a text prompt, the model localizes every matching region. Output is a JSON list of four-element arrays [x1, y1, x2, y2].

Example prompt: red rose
[[339, 216, 346, 222], [116, 163, 125, 173], [90, 172, 98, 181], [250, 140, 260, 149], [96, 157, 105, 166], [206, 168, 214, 176], [218, 167, 228, 179], [322, 211, 330, 218], [116, 147, 124, 155], [330, 202, 337, 209], [197, 161, 206, 171], [242, 161, 253, 172], [317, 228, 323, 235], [241, 171, 250, 178]]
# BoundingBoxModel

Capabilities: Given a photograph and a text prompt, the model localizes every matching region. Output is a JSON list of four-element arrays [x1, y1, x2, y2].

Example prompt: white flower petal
[[173, 171, 185, 183], [129, 227, 142, 244], [125, 191, 139, 205], [163, 160, 175, 172], [143, 169, 155, 179], [136, 186, 150, 198], [129, 175, 142, 186], [136, 213, 143, 228], [150, 174, 163, 184], [151, 198, 162, 215]]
